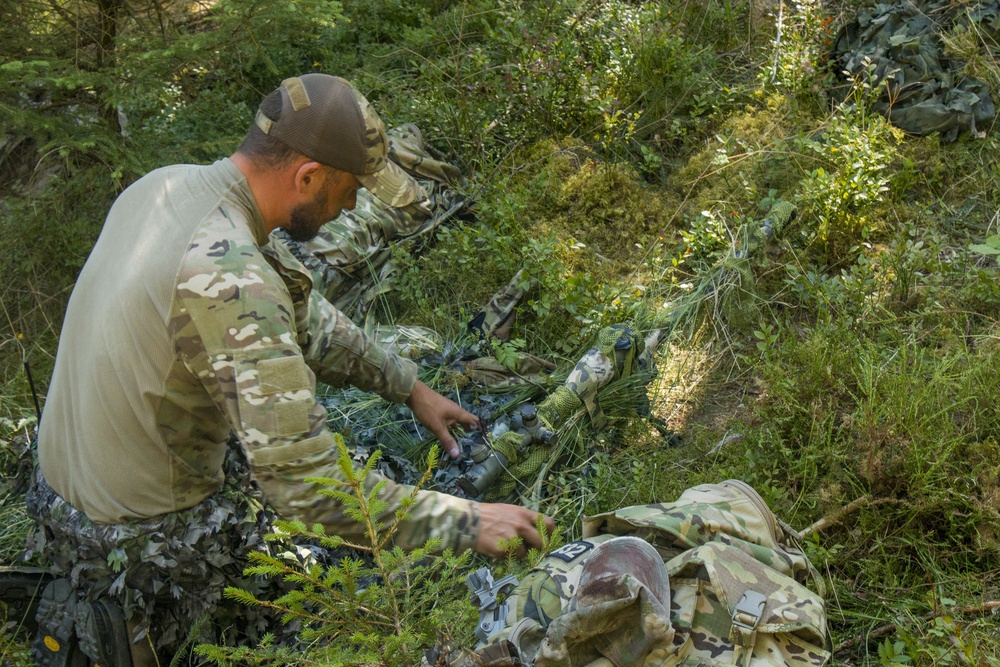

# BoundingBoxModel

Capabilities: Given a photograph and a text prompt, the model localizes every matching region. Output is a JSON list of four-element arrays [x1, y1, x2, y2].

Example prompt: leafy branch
[[196, 435, 475, 666]]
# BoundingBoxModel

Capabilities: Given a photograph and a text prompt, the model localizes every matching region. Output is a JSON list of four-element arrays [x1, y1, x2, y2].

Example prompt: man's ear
[[293, 160, 325, 196]]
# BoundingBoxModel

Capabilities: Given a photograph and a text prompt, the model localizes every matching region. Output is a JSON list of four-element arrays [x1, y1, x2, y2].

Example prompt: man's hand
[[405, 380, 479, 458], [475, 503, 556, 558]]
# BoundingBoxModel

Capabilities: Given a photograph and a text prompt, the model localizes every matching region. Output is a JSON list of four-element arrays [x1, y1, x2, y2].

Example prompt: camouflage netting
[[832, 0, 998, 140]]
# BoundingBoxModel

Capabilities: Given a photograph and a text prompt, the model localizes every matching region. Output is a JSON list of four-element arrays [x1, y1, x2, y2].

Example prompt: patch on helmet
[[549, 540, 594, 563]]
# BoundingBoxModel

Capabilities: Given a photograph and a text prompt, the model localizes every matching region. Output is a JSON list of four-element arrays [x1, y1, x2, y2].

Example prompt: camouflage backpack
[[444, 480, 830, 667]]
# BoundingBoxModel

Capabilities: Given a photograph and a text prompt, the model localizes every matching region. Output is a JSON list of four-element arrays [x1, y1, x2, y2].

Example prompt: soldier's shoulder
[[174, 214, 284, 309], [185, 206, 263, 269]]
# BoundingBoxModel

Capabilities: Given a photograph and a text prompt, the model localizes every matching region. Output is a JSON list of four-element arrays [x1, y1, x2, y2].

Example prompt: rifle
[[455, 200, 798, 501]]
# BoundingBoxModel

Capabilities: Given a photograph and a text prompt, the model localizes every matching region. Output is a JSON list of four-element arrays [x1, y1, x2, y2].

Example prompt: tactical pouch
[[667, 542, 829, 667]]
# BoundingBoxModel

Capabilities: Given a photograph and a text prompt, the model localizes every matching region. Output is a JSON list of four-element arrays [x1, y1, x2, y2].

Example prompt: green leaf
[[106, 547, 127, 573], [969, 243, 1000, 255]]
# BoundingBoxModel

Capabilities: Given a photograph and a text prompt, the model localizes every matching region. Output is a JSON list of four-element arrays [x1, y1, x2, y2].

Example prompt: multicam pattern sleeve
[[300, 288, 417, 403], [170, 205, 479, 553], [260, 235, 418, 403]]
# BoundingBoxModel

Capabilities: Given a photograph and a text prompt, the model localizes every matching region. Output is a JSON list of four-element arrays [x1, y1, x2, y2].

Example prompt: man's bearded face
[[285, 169, 361, 242]]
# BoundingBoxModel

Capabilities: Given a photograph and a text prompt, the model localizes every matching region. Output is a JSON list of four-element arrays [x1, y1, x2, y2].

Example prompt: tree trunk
[[96, 0, 126, 132]]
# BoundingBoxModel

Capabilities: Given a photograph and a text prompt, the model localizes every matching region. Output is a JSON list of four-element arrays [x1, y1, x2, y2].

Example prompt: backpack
[[445, 480, 830, 667]]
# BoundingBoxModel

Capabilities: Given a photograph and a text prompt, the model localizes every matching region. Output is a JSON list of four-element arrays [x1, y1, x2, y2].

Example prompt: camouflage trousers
[[24, 442, 304, 657]]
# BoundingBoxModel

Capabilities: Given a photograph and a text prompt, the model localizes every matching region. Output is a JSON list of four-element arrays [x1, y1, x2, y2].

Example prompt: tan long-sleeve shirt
[[38, 158, 479, 552]]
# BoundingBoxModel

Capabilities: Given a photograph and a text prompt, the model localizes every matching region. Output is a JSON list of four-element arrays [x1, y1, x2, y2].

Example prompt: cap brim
[[357, 160, 424, 208]]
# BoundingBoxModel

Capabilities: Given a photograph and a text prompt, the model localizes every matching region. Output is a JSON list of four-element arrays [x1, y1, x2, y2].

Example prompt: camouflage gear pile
[[271, 123, 469, 318], [832, 0, 996, 140], [436, 480, 830, 667], [24, 444, 302, 657]]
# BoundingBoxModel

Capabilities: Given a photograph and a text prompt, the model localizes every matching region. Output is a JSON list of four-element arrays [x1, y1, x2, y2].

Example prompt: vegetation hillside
[[4, 0, 1000, 664]]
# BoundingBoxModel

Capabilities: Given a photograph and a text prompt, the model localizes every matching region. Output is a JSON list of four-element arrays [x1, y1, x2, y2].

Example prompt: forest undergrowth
[[5, 0, 1000, 664]]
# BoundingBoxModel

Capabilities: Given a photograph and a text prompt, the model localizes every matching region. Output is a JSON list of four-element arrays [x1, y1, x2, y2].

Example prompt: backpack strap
[[728, 589, 767, 667]]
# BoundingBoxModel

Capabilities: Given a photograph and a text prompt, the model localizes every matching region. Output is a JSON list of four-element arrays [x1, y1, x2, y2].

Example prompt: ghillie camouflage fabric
[[545, 323, 647, 429], [832, 0, 997, 140], [474, 324, 656, 499], [467, 269, 532, 341], [24, 444, 303, 656], [270, 123, 470, 317], [433, 480, 829, 667]]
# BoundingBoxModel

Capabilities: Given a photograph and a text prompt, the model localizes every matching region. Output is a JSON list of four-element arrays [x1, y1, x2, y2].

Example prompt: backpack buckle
[[729, 589, 767, 666], [466, 568, 519, 644]]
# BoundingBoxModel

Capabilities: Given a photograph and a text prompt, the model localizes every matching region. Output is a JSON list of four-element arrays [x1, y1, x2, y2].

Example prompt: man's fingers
[[434, 426, 459, 458], [440, 408, 476, 458], [519, 511, 555, 550], [520, 525, 545, 550], [455, 409, 479, 429], [443, 407, 478, 432], [475, 504, 556, 558], [406, 380, 469, 458]]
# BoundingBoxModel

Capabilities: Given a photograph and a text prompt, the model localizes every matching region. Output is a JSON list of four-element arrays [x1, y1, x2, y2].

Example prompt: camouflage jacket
[[38, 158, 479, 553]]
